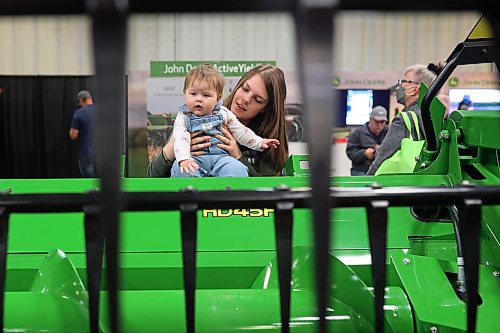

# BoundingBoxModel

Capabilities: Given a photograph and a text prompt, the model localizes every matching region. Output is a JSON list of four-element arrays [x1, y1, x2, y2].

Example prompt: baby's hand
[[261, 139, 280, 149], [179, 158, 199, 174]]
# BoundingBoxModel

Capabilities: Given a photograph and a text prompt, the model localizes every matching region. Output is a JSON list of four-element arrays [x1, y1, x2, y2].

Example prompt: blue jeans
[[172, 155, 248, 178], [350, 169, 367, 176], [79, 156, 96, 178]]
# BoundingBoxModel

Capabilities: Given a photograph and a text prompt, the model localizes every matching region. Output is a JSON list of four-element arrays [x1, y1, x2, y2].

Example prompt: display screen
[[345, 89, 373, 125], [336, 89, 390, 126], [448, 88, 500, 112]]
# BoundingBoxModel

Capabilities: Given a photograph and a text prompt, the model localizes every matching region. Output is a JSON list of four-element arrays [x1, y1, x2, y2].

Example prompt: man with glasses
[[346, 106, 389, 176], [367, 62, 445, 175]]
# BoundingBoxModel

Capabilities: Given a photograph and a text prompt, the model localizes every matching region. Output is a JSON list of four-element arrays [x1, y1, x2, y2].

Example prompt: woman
[[147, 64, 289, 177], [367, 62, 445, 175]]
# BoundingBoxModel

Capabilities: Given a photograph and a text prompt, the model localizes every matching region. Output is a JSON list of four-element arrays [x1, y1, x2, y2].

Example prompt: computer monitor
[[345, 89, 373, 125], [448, 88, 500, 111], [336, 89, 390, 126]]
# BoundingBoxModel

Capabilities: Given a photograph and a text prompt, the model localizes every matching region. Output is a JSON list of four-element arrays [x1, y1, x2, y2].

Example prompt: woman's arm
[[147, 130, 211, 177], [216, 126, 279, 176], [147, 149, 174, 177], [238, 154, 277, 176]]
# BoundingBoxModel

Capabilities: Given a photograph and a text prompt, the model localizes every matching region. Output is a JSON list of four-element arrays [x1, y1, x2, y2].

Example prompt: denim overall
[[171, 102, 248, 177], [186, 103, 227, 156]]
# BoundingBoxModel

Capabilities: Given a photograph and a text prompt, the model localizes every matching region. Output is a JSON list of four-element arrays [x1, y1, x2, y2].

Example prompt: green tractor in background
[[0, 8, 499, 333]]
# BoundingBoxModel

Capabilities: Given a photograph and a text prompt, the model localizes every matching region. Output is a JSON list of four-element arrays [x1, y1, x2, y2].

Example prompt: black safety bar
[[2, 186, 500, 211], [420, 39, 497, 151]]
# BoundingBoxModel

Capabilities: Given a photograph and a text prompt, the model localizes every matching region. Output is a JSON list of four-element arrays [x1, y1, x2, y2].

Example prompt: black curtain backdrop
[[0, 76, 96, 178]]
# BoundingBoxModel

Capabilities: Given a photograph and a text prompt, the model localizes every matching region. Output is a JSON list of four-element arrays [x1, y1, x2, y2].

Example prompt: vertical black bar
[[485, 13, 500, 79], [90, 2, 128, 332], [0, 207, 10, 332], [460, 199, 482, 333], [274, 198, 294, 333], [294, 3, 335, 332], [180, 203, 198, 333], [84, 204, 105, 333], [366, 200, 389, 333]]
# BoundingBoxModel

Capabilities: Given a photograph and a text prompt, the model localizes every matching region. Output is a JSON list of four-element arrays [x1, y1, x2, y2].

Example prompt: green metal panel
[[99, 289, 373, 332], [390, 251, 500, 332], [449, 111, 500, 150]]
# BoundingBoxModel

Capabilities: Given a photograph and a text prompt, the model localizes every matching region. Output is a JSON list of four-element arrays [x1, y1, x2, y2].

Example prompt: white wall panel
[[35, 17, 59, 74], [0, 18, 15, 74], [126, 13, 297, 71], [13, 17, 37, 74], [157, 15, 176, 60], [128, 15, 163, 71], [0, 12, 494, 75], [333, 11, 488, 73], [199, 14, 224, 60], [176, 14, 203, 60], [57, 16, 93, 74], [0, 15, 93, 75]]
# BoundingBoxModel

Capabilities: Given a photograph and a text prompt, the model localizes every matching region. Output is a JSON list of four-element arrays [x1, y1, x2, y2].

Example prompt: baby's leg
[[211, 155, 248, 177]]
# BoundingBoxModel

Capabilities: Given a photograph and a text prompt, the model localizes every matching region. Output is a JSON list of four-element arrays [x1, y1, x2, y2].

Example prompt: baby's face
[[185, 80, 220, 116]]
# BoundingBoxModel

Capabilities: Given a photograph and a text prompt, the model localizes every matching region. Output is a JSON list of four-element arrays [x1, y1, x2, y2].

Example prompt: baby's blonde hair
[[183, 64, 224, 95]]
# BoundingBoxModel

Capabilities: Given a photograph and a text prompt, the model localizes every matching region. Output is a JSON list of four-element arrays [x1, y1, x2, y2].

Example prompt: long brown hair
[[223, 64, 289, 174]]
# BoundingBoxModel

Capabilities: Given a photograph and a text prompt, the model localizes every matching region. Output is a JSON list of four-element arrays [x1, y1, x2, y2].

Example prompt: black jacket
[[346, 122, 388, 173]]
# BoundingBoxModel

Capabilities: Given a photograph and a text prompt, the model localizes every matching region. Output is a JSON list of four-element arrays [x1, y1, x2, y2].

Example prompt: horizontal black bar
[[0, 0, 85, 15], [129, 0, 297, 13], [0, 186, 499, 213], [0, 0, 494, 15], [129, 0, 487, 12], [336, 1, 490, 11], [0, 0, 295, 15]]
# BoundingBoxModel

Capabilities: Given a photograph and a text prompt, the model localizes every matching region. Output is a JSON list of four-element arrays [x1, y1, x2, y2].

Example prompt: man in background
[[346, 106, 388, 176], [69, 90, 96, 177]]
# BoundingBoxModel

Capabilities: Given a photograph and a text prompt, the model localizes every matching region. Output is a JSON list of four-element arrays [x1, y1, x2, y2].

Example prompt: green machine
[[1, 7, 500, 333]]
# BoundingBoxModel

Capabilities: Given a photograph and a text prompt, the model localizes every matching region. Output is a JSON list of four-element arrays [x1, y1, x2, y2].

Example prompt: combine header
[[0, 2, 499, 333]]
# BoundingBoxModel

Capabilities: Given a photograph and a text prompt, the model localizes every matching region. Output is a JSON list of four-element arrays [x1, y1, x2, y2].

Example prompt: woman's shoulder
[[405, 104, 422, 115]]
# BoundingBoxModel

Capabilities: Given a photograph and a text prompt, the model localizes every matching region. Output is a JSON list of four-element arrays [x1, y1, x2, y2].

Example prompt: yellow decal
[[467, 16, 493, 40], [202, 208, 274, 218]]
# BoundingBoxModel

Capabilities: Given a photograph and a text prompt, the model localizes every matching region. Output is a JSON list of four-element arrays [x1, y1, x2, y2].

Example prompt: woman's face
[[230, 74, 269, 125], [402, 71, 420, 105]]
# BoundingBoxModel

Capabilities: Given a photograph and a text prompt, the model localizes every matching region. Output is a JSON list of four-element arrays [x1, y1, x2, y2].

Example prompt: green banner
[[150, 61, 275, 77]]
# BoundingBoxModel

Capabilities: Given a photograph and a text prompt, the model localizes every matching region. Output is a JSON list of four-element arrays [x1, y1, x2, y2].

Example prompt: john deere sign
[[151, 61, 275, 77]]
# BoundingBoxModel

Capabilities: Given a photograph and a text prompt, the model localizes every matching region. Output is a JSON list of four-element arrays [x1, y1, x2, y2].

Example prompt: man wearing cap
[[69, 90, 96, 177], [346, 106, 389, 176]]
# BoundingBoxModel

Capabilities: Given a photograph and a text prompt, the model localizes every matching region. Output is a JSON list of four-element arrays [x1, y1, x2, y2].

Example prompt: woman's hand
[[190, 131, 211, 156], [216, 126, 242, 159]]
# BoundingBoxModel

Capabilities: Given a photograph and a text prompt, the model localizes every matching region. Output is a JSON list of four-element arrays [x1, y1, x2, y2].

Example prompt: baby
[[171, 64, 279, 178]]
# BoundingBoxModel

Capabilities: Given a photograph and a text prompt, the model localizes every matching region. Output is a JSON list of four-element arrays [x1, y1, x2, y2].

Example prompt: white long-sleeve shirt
[[173, 105, 265, 162]]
